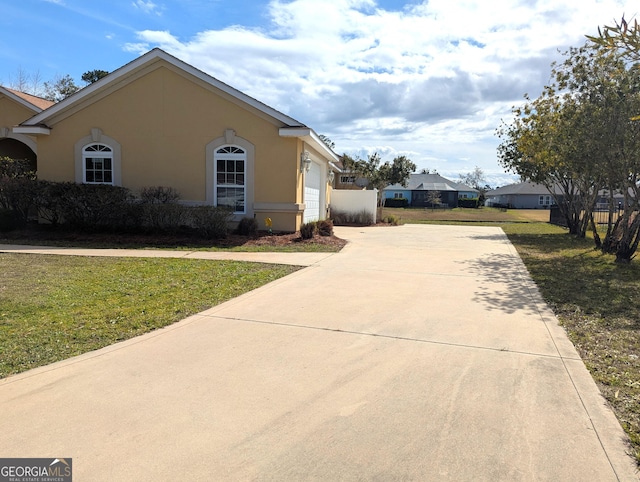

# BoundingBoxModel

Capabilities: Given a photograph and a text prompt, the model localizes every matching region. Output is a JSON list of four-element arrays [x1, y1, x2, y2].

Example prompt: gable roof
[[13, 48, 338, 162], [18, 48, 306, 129], [0, 87, 54, 112], [385, 173, 479, 193], [486, 181, 562, 196]]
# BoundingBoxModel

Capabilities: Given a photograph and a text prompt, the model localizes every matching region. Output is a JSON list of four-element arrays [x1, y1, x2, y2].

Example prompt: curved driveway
[[0, 225, 637, 481]]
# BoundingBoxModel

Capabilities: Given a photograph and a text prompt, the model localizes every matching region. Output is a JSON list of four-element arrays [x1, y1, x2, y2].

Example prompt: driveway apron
[[0, 225, 637, 481]]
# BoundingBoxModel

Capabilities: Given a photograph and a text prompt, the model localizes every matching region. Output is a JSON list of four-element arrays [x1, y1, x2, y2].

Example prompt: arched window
[[83, 143, 113, 184], [214, 146, 246, 213]]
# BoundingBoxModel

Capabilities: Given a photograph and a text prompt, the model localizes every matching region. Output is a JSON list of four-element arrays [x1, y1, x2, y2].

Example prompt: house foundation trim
[[254, 202, 304, 213]]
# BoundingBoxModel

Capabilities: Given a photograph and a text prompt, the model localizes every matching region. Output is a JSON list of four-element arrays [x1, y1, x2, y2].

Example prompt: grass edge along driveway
[[0, 254, 300, 378]]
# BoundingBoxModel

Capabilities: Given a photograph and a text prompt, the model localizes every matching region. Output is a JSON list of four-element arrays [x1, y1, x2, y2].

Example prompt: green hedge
[[458, 198, 479, 208], [384, 197, 409, 208], [0, 175, 233, 238]]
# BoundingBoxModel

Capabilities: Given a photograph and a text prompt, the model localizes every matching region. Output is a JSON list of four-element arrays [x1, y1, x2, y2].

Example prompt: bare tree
[[6, 67, 44, 95], [427, 190, 442, 209]]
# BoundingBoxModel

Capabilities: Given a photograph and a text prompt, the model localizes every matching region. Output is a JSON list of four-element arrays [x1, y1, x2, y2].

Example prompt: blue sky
[[2, 0, 638, 186]]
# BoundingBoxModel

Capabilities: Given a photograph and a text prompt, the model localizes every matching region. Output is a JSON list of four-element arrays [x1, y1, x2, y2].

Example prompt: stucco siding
[[0, 95, 37, 128], [35, 65, 304, 231]]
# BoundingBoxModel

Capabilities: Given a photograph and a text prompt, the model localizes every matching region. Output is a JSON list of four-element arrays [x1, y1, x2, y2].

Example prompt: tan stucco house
[[1, 48, 339, 232]]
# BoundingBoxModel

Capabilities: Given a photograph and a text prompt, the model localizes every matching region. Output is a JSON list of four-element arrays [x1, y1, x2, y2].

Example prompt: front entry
[[0, 138, 37, 171]]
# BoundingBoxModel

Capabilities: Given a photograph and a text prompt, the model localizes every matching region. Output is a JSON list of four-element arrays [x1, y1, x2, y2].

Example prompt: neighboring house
[[332, 159, 367, 190], [4, 48, 338, 232], [0, 87, 54, 170], [484, 182, 562, 209], [383, 173, 479, 207]]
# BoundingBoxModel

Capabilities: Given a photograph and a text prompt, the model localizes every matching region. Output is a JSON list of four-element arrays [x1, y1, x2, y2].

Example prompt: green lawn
[[0, 254, 299, 378]]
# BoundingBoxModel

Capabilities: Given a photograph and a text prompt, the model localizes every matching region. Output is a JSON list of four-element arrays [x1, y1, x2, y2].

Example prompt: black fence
[[550, 206, 623, 227]]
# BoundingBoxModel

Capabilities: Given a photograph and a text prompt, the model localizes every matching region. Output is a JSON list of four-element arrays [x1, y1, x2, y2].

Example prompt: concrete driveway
[[0, 225, 637, 481]]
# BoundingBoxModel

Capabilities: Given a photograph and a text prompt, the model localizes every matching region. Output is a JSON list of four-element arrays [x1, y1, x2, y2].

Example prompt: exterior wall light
[[327, 171, 335, 184], [300, 151, 311, 172]]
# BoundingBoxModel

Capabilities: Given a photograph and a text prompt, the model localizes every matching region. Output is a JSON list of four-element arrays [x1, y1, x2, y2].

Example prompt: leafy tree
[[587, 16, 640, 62], [497, 38, 640, 262], [352, 153, 416, 204], [43, 74, 79, 102], [497, 44, 621, 239], [81, 69, 109, 84], [342, 152, 416, 206]]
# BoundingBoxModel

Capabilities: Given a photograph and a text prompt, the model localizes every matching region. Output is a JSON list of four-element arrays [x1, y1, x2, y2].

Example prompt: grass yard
[[382, 206, 551, 223], [0, 254, 299, 378]]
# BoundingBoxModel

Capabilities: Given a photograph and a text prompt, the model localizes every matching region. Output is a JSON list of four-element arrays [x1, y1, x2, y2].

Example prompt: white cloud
[[127, 0, 639, 178], [132, 0, 161, 15]]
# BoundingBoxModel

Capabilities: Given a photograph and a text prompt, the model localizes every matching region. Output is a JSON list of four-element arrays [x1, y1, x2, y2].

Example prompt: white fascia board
[[279, 127, 340, 163], [13, 125, 51, 135]]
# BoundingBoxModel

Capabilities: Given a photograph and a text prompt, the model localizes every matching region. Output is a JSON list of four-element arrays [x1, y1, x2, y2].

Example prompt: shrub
[[458, 198, 479, 208], [0, 157, 39, 226], [383, 214, 400, 226], [300, 221, 317, 239], [36, 181, 67, 226], [0, 208, 18, 231], [384, 197, 408, 208], [331, 209, 374, 226], [317, 219, 334, 236], [141, 203, 186, 232], [236, 217, 258, 236], [0, 177, 41, 226], [38, 183, 138, 231], [140, 186, 180, 204], [188, 205, 233, 239]]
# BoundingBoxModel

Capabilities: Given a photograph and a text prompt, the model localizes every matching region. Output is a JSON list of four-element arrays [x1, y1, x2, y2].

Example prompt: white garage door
[[304, 161, 321, 224]]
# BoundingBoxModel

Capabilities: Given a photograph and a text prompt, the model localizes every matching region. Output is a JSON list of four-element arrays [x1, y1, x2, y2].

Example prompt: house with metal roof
[[484, 182, 563, 209], [383, 173, 479, 207]]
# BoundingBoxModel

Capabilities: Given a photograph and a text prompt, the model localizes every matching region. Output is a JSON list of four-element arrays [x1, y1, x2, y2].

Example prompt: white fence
[[330, 189, 378, 224]]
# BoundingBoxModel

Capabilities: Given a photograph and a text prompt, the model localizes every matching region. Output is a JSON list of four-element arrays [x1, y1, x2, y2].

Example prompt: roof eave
[[13, 125, 51, 135], [279, 127, 340, 163]]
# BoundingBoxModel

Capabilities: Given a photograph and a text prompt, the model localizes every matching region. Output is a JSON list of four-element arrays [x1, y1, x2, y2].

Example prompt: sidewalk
[[0, 243, 335, 266], [0, 225, 637, 481]]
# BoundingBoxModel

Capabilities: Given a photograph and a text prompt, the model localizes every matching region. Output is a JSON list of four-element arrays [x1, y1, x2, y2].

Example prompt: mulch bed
[[0, 225, 348, 250]]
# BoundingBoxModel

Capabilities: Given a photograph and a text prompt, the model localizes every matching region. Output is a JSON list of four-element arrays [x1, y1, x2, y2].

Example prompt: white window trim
[[82, 144, 114, 185], [74, 130, 122, 185], [213, 146, 246, 214], [206, 131, 254, 220]]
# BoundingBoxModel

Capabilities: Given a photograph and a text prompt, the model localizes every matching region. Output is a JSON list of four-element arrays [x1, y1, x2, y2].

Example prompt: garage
[[304, 161, 321, 223]]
